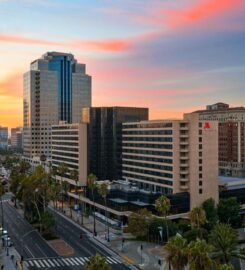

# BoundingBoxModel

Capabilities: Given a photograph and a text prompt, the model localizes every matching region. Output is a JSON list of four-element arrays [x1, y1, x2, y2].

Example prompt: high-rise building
[[194, 102, 245, 177], [51, 122, 87, 187], [122, 113, 219, 208], [82, 107, 149, 180], [23, 52, 91, 159], [11, 127, 23, 150], [0, 127, 8, 149]]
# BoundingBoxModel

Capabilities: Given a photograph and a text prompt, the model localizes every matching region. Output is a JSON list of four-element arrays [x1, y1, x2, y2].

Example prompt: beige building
[[51, 122, 87, 187], [23, 52, 91, 160], [122, 112, 219, 208]]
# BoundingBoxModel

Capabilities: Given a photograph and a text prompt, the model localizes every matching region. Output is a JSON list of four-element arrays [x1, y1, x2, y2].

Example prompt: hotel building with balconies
[[122, 112, 219, 208]]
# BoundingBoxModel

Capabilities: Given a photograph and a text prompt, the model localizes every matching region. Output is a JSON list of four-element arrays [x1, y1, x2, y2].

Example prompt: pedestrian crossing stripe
[[1, 199, 10, 203], [24, 256, 122, 268]]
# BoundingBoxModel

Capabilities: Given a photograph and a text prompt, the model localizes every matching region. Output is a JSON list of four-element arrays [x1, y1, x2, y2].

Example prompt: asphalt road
[[0, 196, 131, 270], [49, 207, 131, 270]]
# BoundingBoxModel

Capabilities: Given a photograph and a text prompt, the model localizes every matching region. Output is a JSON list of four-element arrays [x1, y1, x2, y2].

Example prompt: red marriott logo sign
[[204, 122, 210, 129]]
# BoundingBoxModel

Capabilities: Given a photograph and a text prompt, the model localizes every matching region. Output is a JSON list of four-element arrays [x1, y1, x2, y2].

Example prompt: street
[[0, 196, 131, 270]]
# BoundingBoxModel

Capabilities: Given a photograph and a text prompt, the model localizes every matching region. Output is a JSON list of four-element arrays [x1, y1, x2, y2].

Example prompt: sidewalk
[[1, 246, 26, 270], [57, 204, 166, 270]]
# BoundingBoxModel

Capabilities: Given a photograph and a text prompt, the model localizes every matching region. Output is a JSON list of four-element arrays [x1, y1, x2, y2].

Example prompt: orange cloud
[[0, 73, 23, 97], [165, 0, 242, 28], [0, 33, 61, 46], [0, 31, 158, 53]]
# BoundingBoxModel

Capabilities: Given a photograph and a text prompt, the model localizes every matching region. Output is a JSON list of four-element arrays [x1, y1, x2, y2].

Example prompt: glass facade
[[82, 107, 149, 180], [23, 52, 91, 158]]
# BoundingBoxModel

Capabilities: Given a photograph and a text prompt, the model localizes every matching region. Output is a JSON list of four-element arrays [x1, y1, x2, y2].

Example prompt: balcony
[[180, 155, 189, 160], [180, 178, 188, 182], [180, 148, 188, 153], [180, 140, 188, 145], [180, 185, 189, 190]]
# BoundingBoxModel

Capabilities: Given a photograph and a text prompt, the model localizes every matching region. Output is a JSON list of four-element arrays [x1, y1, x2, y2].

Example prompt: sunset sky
[[1, 0, 245, 128]]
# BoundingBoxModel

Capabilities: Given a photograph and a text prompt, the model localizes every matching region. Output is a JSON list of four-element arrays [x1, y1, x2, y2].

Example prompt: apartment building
[[195, 102, 245, 177], [122, 113, 219, 208], [51, 122, 87, 187]]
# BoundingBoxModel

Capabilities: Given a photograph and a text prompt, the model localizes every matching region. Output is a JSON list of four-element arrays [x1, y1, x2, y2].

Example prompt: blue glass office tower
[[23, 52, 91, 158]]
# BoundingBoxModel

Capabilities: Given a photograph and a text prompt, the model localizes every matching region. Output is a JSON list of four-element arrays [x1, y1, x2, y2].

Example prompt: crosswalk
[[1, 199, 10, 203], [25, 256, 122, 268]]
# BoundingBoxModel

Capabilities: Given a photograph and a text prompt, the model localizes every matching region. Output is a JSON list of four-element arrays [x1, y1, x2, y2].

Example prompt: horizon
[[1, 0, 245, 128]]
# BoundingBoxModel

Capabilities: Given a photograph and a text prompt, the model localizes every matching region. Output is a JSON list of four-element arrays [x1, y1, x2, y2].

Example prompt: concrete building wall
[[23, 52, 91, 160], [51, 122, 87, 187], [122, 113, 219, 209]]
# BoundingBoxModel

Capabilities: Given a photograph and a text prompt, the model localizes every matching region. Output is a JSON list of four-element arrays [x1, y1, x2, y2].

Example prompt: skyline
[[1, 0, 245, 128]]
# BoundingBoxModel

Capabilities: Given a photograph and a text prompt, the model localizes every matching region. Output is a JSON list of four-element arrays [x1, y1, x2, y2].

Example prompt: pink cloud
[[165, 0, 243, 29]]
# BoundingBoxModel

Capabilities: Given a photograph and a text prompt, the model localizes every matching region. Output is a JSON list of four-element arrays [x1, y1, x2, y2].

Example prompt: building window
[[199, 181, 202, 186], [199, 173, 202, 178], [199, 189, 203, 194]]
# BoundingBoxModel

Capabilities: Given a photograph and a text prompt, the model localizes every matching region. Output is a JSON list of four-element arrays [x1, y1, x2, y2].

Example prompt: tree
[[87, 173, 98, 236], [70, 169, 79, 195], [98, 182, 110, 241], [57, 162, 68, 211], [189, 207, 206, 238], [164, 234, 188, 270], [41, 211, 55, 232], [155, 195, 171, 241], [149, 218, 178, 243], [128, 208, 152, 238], [209, 223, 238, 264], [184, 228, 208, 243], [187, 238, 214, 270], [217, 198, 241, 227], [202, 198, 218, 230], [61, 180, 70, 211], [217, 264, 234, 270], [18, 159, 30, 175], [85, 254, 111, 270]]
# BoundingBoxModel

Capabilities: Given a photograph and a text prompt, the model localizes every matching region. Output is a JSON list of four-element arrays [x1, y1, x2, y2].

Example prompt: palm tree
[[61, 180, 70, 212], [217, 264, 234, 270], [155, 195, 171, 241], [98, 182, 110, 241], [85, 254, 111, 270], [87, 173, 97, 236], [209, 223, 238, 264], [70, 169, 79, 199], [57, 163, 68, 211], [164, 234, 188, 270], [187, 238, 214, 270], [189, 207, 206, 238]]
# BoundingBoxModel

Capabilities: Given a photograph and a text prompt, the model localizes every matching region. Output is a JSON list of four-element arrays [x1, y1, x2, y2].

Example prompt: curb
[[48, 206, 140, 270]]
